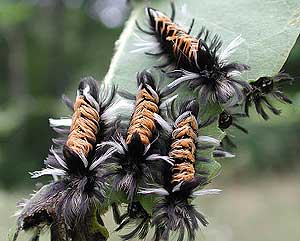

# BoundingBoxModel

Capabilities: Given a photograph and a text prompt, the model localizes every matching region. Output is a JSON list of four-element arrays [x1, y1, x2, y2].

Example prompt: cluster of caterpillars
[[14, 3, 293, 241]]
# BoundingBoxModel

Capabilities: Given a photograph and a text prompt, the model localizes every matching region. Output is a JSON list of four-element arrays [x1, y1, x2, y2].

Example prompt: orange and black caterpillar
[[125, 74, 160, 146], [103, 71, 174, 240], [169, 100, 199, 184], [14, 77, 118, 241], [103, 70, 173, 202], [139, 99, 221, 241], [244, 73, 293, 120], [137, 4, 250, 104], [60, 78, 102, 173], [64, 85, 100, 159]]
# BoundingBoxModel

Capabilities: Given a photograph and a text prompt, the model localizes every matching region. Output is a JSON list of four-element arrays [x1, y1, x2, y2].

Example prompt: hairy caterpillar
[[218, 110, 248, 148], [139, 99, 221, 241], [102, 70, 174, 240], [136, 4, 250, 105], [244, 73, 293, 120], [14, 77, 118, 241]]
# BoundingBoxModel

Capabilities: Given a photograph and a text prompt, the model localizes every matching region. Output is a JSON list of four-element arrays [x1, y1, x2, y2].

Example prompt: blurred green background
[[0, 0, 299, 240]]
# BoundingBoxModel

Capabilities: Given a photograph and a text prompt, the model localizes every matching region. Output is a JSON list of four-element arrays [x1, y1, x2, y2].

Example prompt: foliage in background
[[0, 0, 122, 188]]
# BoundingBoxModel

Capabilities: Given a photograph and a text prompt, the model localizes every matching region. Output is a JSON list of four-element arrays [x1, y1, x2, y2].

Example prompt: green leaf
[[89, 207, 110, 240], [6, 227, 15, 241]]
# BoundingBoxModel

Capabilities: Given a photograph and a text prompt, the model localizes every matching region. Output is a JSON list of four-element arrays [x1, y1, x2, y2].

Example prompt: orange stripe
[[66, 96, 100, 157]]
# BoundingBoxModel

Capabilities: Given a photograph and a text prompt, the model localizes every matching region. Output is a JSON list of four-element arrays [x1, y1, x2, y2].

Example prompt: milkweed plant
[[10, 0, 300, 241]]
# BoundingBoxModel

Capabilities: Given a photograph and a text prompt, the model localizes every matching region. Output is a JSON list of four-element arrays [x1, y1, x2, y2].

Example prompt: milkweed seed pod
[[14, 77, 119, 241], [136, 4, 250, 105], [244, 72, 293, 120], [139, 99, 221, 241]]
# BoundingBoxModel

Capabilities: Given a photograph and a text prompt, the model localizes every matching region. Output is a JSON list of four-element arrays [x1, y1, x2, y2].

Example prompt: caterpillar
[[136, 4, 250, 104], [103, 70, 175, 202], [170, 100, 199, 184], [139, 99, 221, 241], [244, 73, 293, 120], [102, 70, 174, 240], [14, 77, 119, 241], [218, 110, 248, 148], [125, 77, 160, 146]]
